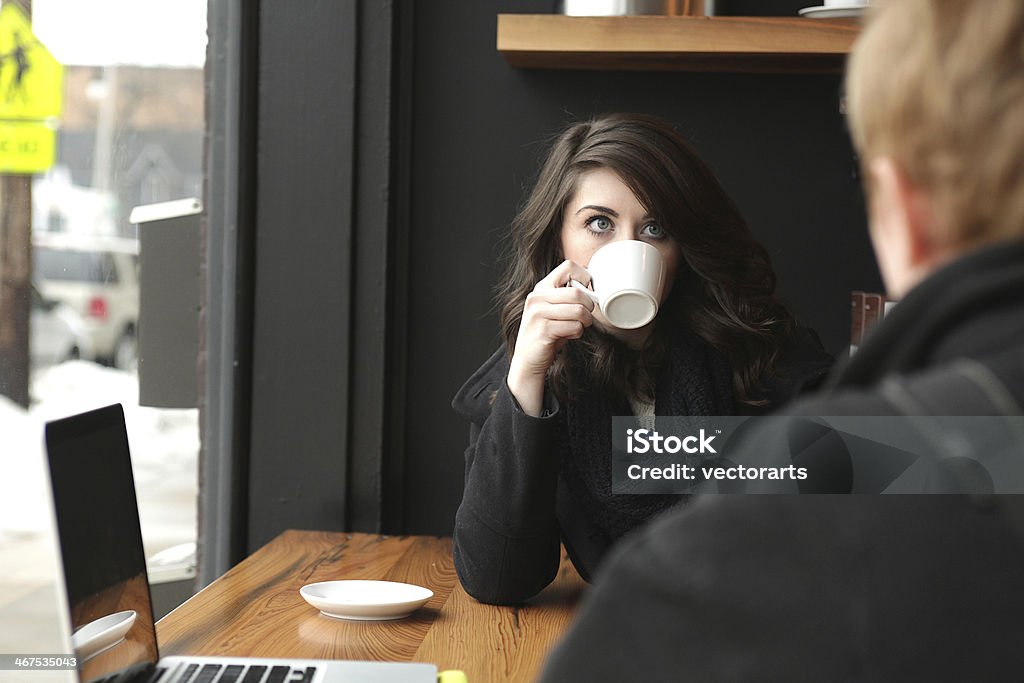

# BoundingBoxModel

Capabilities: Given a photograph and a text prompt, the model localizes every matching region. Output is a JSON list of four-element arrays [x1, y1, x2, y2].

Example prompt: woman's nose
[[612, 227, 641, 242]]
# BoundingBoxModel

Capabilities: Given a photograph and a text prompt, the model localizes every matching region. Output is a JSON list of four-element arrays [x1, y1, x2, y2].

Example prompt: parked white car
[[31, 284, 94, 367], [33, 234, 140, 370]]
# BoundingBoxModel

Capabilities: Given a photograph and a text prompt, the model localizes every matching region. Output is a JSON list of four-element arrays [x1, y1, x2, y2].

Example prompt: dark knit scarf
[[560, 327, 735, 542]]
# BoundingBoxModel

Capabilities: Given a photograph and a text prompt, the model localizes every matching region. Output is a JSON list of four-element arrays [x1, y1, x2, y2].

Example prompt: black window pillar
[[202, 0, 410, 583]]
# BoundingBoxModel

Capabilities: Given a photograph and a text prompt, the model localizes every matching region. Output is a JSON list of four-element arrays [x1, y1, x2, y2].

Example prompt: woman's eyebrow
[[575, 205, 619, 216]]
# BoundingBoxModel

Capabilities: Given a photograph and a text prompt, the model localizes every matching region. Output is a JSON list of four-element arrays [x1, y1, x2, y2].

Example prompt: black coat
[[540, 240, 1024, 681], [451, 324, 833, 605]]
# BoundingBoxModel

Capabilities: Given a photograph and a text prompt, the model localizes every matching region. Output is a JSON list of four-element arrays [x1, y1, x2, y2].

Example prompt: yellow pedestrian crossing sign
[[0, 119, 55, 173], [0, 2, 62, 173], [0, 2, 63, 120]]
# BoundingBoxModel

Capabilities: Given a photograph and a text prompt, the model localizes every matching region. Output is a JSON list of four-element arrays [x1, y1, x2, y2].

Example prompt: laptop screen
[[46, 404, 159, 683]]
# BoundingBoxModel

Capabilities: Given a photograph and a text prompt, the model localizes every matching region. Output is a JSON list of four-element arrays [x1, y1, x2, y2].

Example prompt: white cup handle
[[569, 278, 600, 307]]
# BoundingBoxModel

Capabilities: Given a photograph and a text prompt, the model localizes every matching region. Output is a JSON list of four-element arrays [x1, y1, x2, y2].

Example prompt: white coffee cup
[[571, 240, 667, 330]]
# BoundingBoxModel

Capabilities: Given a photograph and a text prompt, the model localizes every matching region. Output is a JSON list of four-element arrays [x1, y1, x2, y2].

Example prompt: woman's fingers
[[536, 259, 591, 291], [524, 299, 594, 327], [530, 318, 586, 343], [527, 281, 596, 311], [547, 319, 587, 341]]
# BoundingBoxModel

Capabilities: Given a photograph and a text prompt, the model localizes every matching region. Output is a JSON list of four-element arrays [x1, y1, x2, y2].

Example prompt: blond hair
[[846, 0, 1024, 250]]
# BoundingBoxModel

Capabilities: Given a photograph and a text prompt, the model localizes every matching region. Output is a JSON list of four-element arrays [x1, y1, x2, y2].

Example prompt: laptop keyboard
[[150, 663, 318, 683]]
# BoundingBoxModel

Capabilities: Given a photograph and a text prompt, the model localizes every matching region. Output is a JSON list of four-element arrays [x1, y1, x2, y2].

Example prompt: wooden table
[[157, 531, 586, 682]]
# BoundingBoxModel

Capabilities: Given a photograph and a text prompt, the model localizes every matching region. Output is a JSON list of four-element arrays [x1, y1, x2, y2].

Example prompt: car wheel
[[114, 330, 137, 371]]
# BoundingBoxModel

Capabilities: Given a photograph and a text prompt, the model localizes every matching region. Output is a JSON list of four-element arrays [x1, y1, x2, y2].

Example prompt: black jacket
[[540, 240, 1024, 681], [451, 326, 832, 605]]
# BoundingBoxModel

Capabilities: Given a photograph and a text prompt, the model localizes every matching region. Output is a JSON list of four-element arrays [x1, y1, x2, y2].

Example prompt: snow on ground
[[0, 359, 198, 575], [1, 360, 198, 654]]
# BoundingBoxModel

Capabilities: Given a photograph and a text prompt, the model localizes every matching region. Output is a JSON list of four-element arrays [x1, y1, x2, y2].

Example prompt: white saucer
[[798, 5, 867, 18], [71, 610, 137, 662], [300, 580, 433, 621]]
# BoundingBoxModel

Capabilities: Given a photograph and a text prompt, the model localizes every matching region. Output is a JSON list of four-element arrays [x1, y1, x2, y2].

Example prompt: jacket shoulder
[[875, 352, 1024, 416], [452, 347, 510, 425], [782, 347, 1024, 417]]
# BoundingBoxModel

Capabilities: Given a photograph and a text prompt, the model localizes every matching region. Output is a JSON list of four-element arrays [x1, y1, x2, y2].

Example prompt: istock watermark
[[611, 415, 1024, 495]]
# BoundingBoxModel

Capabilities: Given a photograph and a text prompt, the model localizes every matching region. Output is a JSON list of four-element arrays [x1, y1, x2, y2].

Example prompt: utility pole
[[0, 0, 33, 408], [90, 65, 116, 192]]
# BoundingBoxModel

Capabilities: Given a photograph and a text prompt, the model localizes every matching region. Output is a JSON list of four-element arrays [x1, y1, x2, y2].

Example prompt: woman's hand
[[507, 260, 595, 417]]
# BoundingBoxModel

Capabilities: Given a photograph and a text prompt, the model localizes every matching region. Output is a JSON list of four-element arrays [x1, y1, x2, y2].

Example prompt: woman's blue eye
[[586, 216, 613, 232], [642, 223, 665, 239]]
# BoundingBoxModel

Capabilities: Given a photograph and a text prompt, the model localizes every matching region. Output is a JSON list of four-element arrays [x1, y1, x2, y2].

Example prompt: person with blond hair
[[539, 1, 1024, 679]]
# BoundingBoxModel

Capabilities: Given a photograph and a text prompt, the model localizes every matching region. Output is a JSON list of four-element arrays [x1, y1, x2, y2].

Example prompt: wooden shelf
[[497, 14, 860, 74]]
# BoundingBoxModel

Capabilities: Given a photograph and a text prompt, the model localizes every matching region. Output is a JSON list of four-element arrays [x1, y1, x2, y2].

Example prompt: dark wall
[[401, 0, 883, 535], [246, 1, 357, 548]]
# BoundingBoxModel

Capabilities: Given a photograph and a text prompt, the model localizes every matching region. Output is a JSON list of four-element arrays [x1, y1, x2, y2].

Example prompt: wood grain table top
[[156, 531, 586, 682]]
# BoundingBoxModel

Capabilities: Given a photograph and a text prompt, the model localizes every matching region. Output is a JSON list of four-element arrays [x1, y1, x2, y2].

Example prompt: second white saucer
[[300, 580, 433, 621], [798, 5, 867, 18]]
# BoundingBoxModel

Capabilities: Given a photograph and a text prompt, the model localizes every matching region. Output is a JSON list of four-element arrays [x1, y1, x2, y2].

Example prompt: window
[[0, 0, 207, 653]]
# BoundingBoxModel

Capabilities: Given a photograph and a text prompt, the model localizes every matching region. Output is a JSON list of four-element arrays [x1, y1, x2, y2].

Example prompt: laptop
[[44, 403, 437, 683]]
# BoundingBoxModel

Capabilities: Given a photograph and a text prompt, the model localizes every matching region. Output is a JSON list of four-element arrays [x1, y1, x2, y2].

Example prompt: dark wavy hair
[[497, 113, 796, 406]]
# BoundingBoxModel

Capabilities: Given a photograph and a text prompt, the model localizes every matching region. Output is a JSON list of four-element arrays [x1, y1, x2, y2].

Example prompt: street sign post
[[0, 0, 64, 407]]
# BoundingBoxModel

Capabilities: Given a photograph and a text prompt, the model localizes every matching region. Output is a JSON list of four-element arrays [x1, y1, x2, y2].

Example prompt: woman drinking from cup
[[452, 113, 833, 605]]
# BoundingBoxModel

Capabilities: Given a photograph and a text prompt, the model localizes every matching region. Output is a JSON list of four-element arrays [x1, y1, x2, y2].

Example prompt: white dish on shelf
[[71, 610, 137, 662], [300, 580, 433, 621], [799, 4, 867, 18]]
